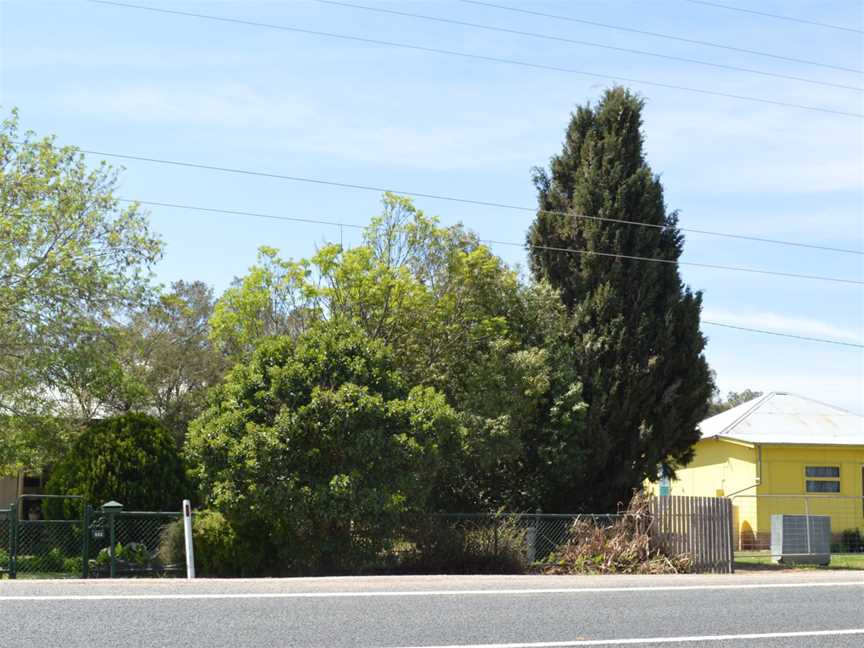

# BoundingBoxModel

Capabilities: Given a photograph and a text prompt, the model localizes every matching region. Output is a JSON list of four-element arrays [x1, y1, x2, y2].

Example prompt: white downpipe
[[183, 499, 196, 579]]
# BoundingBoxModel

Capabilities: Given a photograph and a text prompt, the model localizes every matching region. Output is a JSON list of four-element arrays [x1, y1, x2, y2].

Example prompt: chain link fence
[[0, 507, 10, 577], [0, 497, 184, 579], [86, 511, 183, 578], [401, 513, 625, 573]]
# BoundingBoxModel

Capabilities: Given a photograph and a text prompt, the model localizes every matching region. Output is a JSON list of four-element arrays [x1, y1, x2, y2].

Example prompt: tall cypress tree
[[528, 87, 713, 512]]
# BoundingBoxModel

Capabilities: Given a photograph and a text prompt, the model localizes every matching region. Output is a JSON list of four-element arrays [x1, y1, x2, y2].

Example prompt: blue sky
[[2, 0, 862, 411]]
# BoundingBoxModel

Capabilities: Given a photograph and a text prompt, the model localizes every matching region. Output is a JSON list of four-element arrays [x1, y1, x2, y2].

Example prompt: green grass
[[735, 553, 864, 570]]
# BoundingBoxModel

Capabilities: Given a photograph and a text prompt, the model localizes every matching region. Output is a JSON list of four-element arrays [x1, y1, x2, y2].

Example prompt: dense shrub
[[160, 510, 245, 577], [839, 529, 863, 553], [403, 517, 529, 574], [185, 322, 464, 575], [45, 413, 186, 517]]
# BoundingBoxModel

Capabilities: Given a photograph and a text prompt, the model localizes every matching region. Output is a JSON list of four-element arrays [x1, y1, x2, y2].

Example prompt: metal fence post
[[82, 504, 92, 579], [804, 497, 812, 556], [9, 502, 17, 580]]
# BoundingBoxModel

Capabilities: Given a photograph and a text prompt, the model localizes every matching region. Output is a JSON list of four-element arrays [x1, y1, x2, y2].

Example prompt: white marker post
[[183, 499, 196, 580]]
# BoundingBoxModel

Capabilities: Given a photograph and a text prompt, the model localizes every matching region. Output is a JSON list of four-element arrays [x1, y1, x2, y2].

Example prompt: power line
[[73, 146, 864, 257], [119, 198, 365, 231], [312, 0, 861, 93], [459, 0, 863, 75], [482, 239, 864, 286], [88, 0, 863, 118], [119, 196, 864, 286], [124, 197, 864, 348], [683, 0, 864, 35], [702, 321, 864, 349]]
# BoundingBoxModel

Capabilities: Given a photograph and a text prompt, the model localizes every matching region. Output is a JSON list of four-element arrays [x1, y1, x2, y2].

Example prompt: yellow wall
[[653, 438, 758, 498], [752, 445, 864, 536], [759, 445, 864, 496], [651, 442, 864, 546]]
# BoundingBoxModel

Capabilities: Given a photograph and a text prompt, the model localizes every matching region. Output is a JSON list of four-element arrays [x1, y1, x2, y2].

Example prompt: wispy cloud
[[646, 102, 864, 195], [50, 81, 552, 170], [704, 308, 864, 344]]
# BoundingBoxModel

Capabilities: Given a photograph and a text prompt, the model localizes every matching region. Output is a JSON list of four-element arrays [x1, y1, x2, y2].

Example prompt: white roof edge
[[713, 435, 864, 447], [699, 391, 863, 446], [716, 391, 776, 437]]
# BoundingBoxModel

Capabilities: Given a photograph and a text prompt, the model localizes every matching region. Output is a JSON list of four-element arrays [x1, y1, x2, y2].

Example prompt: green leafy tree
[[122, 280, 228, 439], [44, 413, 186, 514], [528, 87, 713, 510], [186, 321, 464, 574], [208, 194, 589, 512], [40, 281, 227, 441], [0, 110, 162, 472]]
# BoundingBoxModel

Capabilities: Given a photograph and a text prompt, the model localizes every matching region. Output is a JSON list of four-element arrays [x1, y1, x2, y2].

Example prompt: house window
[[805, 466, 840, 493]]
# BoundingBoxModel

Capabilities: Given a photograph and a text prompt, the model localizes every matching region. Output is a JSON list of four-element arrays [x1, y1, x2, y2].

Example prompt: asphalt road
[[1, 571, 863, 647]]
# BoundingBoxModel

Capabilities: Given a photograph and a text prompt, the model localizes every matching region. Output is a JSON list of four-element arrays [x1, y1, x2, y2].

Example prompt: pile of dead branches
[[541, 493, 692, 575]]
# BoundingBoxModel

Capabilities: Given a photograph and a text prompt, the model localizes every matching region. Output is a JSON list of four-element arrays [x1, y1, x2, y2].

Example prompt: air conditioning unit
[[771, 514, 830, 565]]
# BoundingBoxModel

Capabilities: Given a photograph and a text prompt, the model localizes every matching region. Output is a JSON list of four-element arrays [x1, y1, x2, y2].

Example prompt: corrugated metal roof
[[698, 392, 864, 446]]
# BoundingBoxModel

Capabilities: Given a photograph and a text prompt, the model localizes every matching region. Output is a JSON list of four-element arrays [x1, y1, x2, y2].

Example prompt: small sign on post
[[183, 499, 195, 579]]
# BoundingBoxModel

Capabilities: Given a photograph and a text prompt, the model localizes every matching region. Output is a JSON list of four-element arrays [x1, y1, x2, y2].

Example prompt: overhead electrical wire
[[459, 0, 863, 74], [108, 195, 863, 286], [311, 0, 861, 93], [119, 197, 864, 348], [71, 146, 864, 257], [87, 0, 863, 118], [700, 321, 864, 349], [480, 238, 864, 286], [683, 0, 864, 35]]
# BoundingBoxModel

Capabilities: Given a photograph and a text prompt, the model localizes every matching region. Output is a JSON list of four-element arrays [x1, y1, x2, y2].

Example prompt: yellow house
[[654, 392, 864, 550]]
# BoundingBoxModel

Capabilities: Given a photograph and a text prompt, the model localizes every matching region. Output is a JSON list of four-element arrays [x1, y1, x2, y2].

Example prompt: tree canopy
[[185, 321, 463, 574], [528, 87, 713, 510], [208, 194, 589, 511], [0, 111, 162, 473], [45, 413, 186, 514]]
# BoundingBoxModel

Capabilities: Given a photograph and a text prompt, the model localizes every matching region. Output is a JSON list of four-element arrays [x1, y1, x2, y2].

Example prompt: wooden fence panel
[[650, 495, 733, 573]]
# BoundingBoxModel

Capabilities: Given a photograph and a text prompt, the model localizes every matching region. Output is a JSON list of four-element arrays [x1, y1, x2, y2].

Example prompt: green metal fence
[[0, 506, 10, 577], [0, 496, 184, 579]]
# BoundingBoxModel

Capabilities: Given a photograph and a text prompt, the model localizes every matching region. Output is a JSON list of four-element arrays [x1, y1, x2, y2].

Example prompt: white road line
[[387, 629, 864, 647], [1, 580, 863, 601]]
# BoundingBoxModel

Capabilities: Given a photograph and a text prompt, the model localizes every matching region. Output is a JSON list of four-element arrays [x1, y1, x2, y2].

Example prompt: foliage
[[707, 388, 763, 416], [34, 281, 227, 443], [160, 510, 243, 577], [403, 516, 529, 574], [528, 87, 713, 510], [63, 556, 83, 574], [92, 544, 149, 570], [119, 280, 228, 440], [44, 413, 186, 515], [186, 321, 464, 575], [0, 109, 162, 473], [839, 529, 863, 553], [209, 193, 587, 512]]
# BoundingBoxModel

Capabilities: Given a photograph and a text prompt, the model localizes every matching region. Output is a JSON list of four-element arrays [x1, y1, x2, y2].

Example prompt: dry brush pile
[[541, 493, 692, 575]]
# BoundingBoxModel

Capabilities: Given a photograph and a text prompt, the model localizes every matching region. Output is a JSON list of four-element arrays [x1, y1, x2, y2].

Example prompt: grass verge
[[735, 553, 864, 570]]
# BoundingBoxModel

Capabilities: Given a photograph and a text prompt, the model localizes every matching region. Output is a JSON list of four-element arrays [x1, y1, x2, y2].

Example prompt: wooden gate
[[650, 496, 734, 573]]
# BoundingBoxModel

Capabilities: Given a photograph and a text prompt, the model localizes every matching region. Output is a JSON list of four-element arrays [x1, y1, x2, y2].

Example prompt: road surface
[[1, 570, 863, 647]]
